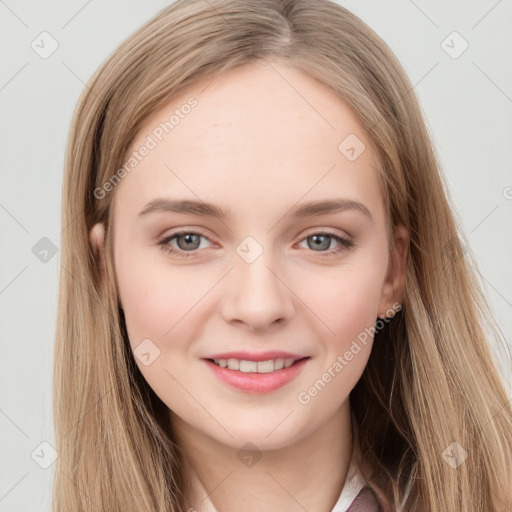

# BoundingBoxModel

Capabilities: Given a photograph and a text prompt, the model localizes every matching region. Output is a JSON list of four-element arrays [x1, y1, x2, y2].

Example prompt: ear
[[89, 222, 106, 276], [377, 223, 409, 318]]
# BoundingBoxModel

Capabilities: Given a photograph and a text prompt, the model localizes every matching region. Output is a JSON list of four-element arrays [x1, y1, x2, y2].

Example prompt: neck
[[170, 401, 356, 512]]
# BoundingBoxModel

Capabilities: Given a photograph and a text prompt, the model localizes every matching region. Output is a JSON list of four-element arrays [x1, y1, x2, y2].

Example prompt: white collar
[[330, 443, 368, 511]]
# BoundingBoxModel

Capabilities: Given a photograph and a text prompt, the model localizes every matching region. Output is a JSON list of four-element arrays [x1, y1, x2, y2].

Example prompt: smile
[[211, 357, 302, 373], [203, 357, 311, 393]]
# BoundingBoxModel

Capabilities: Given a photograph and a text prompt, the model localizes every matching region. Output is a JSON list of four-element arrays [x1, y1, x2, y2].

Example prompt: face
[[91, 59, 408, 451]]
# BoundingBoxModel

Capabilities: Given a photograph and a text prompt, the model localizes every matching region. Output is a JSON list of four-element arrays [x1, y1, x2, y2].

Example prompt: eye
[[158, 230, 213, 258], [297, 231, 355, 256], [158, 229, 355, 259]]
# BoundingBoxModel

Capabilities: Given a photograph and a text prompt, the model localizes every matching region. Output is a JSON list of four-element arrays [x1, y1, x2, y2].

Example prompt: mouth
[[201, 356, 311, 393], [205, 356, 310, 373]]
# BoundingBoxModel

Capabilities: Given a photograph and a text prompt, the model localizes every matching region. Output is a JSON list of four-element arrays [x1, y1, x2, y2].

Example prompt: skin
[[90, 59, 409, 512]]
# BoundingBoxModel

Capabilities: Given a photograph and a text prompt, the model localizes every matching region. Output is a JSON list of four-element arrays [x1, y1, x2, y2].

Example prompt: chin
[[208, 418, 309, 452]]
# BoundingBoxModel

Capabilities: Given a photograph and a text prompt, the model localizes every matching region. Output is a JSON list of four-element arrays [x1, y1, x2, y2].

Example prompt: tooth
[[226, 358, 240, 370], [274, 357, 284, 370], [211, 357, 300, 372], [257, 360, 275, 373], [283, 358, 295, 368], [239, 360, 258, 373]]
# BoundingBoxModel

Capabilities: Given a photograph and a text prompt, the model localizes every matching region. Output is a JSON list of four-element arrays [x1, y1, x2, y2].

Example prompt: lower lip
[[202, 358, 310, 394]]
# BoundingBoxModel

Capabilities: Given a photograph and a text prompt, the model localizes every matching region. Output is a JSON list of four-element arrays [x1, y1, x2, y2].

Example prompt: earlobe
[[89, 222, 106, 275]]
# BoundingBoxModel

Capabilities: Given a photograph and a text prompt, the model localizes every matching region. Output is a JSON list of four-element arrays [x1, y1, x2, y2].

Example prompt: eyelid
[[301, 226, 352, 240], [158, 226, 351, 243], [158, 226, 215, 242], [158, 227, 356, 259]]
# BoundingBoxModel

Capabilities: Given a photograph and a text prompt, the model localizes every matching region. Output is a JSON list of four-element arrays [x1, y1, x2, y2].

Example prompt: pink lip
[[202, 350, 307, 362], [202, 357, 310, 394]]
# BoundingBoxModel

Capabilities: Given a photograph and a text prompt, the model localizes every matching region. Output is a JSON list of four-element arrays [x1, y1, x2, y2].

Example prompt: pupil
[[179, 234, 200, 250], [309, 234, 330, 251]]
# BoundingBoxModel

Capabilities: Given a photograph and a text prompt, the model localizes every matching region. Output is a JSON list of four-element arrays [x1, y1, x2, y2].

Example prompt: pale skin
[[90, 59, 409, 512]]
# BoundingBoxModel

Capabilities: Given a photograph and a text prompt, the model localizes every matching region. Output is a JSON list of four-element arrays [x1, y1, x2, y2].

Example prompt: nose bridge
[[221, 236, 294, 330]]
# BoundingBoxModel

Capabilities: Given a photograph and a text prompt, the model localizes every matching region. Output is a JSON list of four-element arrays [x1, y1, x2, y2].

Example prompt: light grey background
[[1, 1, 511, 510]]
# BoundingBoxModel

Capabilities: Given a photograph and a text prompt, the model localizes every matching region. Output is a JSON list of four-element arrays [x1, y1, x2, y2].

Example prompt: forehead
[[113, 60, 384, 224]]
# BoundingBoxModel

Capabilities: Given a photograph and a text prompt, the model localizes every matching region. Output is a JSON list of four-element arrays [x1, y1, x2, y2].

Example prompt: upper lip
[[202, 351, 309, 362]]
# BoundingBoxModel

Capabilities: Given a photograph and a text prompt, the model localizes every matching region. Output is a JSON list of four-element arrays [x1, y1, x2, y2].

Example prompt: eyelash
[[157, 230, 355, 259]]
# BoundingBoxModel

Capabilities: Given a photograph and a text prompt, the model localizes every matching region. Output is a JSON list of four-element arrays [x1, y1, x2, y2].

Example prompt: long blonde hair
[[53, 0, 512, 510]]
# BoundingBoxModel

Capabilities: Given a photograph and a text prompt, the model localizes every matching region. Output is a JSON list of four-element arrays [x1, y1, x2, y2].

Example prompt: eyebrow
[[138, 198, 373, 222]]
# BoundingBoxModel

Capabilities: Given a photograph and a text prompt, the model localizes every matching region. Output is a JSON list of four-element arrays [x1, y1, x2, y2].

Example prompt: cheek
[[115, 248, 217, 357], [299, 262, 384, 343], [292, 255, 385, 404], [114, 253, 212, 404], [293, 267, 381, 413]]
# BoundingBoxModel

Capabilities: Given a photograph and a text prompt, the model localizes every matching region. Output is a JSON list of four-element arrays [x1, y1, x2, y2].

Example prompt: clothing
[[344, 486, 383, 512], [330, 439, 382, 512], [329, 409, 382, 512]]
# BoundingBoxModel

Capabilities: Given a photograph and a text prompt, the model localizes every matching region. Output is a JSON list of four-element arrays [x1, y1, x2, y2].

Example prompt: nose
[[220, 249, 295, 332]]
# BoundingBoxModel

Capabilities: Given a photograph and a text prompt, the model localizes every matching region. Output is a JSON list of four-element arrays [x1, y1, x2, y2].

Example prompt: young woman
[[53, 0, 512, 510]]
